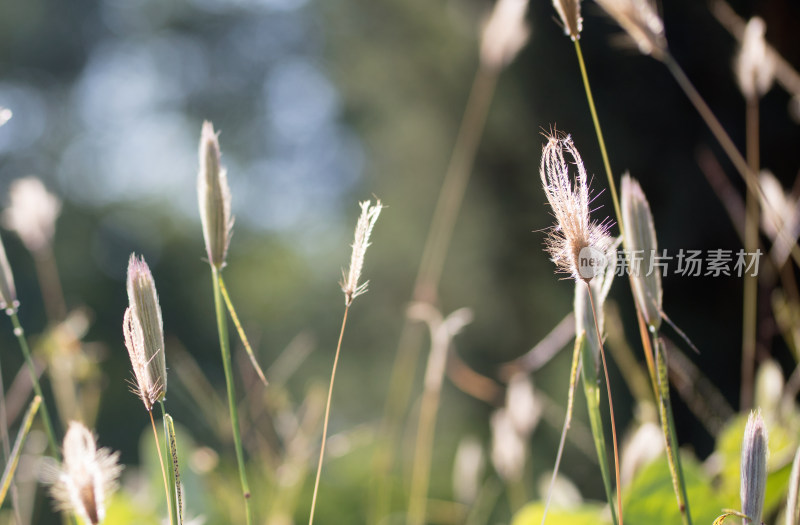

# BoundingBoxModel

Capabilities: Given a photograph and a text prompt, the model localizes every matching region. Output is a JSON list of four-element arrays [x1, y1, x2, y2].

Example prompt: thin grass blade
[[579, 335, 619, 525], [218, 274, 268, 387], [164, 412, 183, 525], [654, 337, 692, 525], [0, 395, 40, 506]]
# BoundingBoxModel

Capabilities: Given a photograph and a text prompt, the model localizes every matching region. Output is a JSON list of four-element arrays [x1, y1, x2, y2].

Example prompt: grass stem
[[663, 53, 800, 268], [211, 266, 252, 525], [8, 310, 59, 459], [308, 305, 350, 525], [740, 97, 759, 411], [149, 408, 173, 525], [0, 395, 40, 507], [371, 64, 499, 524], [574, 40, 623, 234], [586, 284, 623, 525]]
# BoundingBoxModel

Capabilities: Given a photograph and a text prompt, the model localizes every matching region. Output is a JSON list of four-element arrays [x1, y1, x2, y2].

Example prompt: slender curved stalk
[[0, 395, 40, 507], [211, 266, 252, 525], [663, 53, 800, 268], [540, 335, 584, 525], [654, 336, 692, 525], [371, 64, 499, 524], [8, 310, 59, 459], [586, 285, 623, 525], [218, 275, 268, 386], [740, 97, 759, 411], [579, 332, 619, 525], [149, 409, 172, 525], [308, 305, 350, 525], [574, 40, 623, 233]]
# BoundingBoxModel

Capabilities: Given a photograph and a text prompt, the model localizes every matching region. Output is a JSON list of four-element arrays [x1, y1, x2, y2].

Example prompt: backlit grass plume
[[735, 17, 775, 101], [42, 421, 122, 525], [539, 132, 621, 525], [594, 0, 667, 60], [198, 120, 232, 269], [740, 410, 768, 525], [540, 132, 613, 282], [122, 253, 176, 523], [480, 0, 530, 71], [552, 0, 582, 40], [124, 254, 166, 410], [341, 200, 383, 306], [309, 199, 382, 525]]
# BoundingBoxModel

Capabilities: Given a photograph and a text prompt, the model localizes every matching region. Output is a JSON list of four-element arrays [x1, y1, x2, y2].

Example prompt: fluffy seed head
[[480, 0, 530, 71], [198, 121, 233, 268], [490, 408, 526, 482], [736, 17, 775, 100], [43, 422, 122, 525], [0, 233, 18, 312], [553, 0, 582, 40], [341, 199, 382, 306], [124, 254, 166, 410], [540, 132, 614, 283], [595, 0, 667, 60], [740, 410, 768, 525], [506, 373, 542, 438], [3, 177, 62, 253]]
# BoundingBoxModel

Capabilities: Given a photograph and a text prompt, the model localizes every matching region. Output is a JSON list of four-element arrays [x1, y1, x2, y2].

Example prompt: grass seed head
[[0, 233, 17, 312], [2, 177, 62, 253], [124, 253, 166, 409], [198, 120, 233, 268], [341, 199, 382, 306], [736, 17, 775, 100], [540, 131, 613, 283], [621, 174, 662, 331], [480, 0, 530, 71], [553, 0, 582, 40], [0, 107, 10, 127], [740, 410, 768, 525], [43, 422, 122, 525], [595, 0, 667, 60]]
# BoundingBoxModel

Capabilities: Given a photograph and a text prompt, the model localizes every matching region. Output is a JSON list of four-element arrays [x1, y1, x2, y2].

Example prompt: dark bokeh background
[[0, 0, 799, 522]]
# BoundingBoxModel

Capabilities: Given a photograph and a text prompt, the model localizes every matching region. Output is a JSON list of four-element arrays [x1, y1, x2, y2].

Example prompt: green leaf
[[623, 456, 725, 525], [511, 501, 610, 525]]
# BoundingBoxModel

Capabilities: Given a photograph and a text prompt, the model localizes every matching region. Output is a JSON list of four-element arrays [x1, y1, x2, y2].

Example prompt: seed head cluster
[[123, 254, 167, 411], [540, 132, 613, 282], [43, 422, 122, 525], [341, 200, 382, 306], [595, 0, 667, 59]]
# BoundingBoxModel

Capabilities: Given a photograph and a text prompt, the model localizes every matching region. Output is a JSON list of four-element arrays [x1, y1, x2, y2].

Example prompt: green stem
[[149, 409, 172, 525], [8, 310, 59, 459], [160, 402, 181, 525], [653, 335, 692, 525], [211, 266, 252, 525], [218, 275, 268, 386], [540, 335, 583, 525], [574, 39, 623, 235], [309, 305, 350, 525], [579, 335, 620, 525], [0, 395, 40, 507]]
